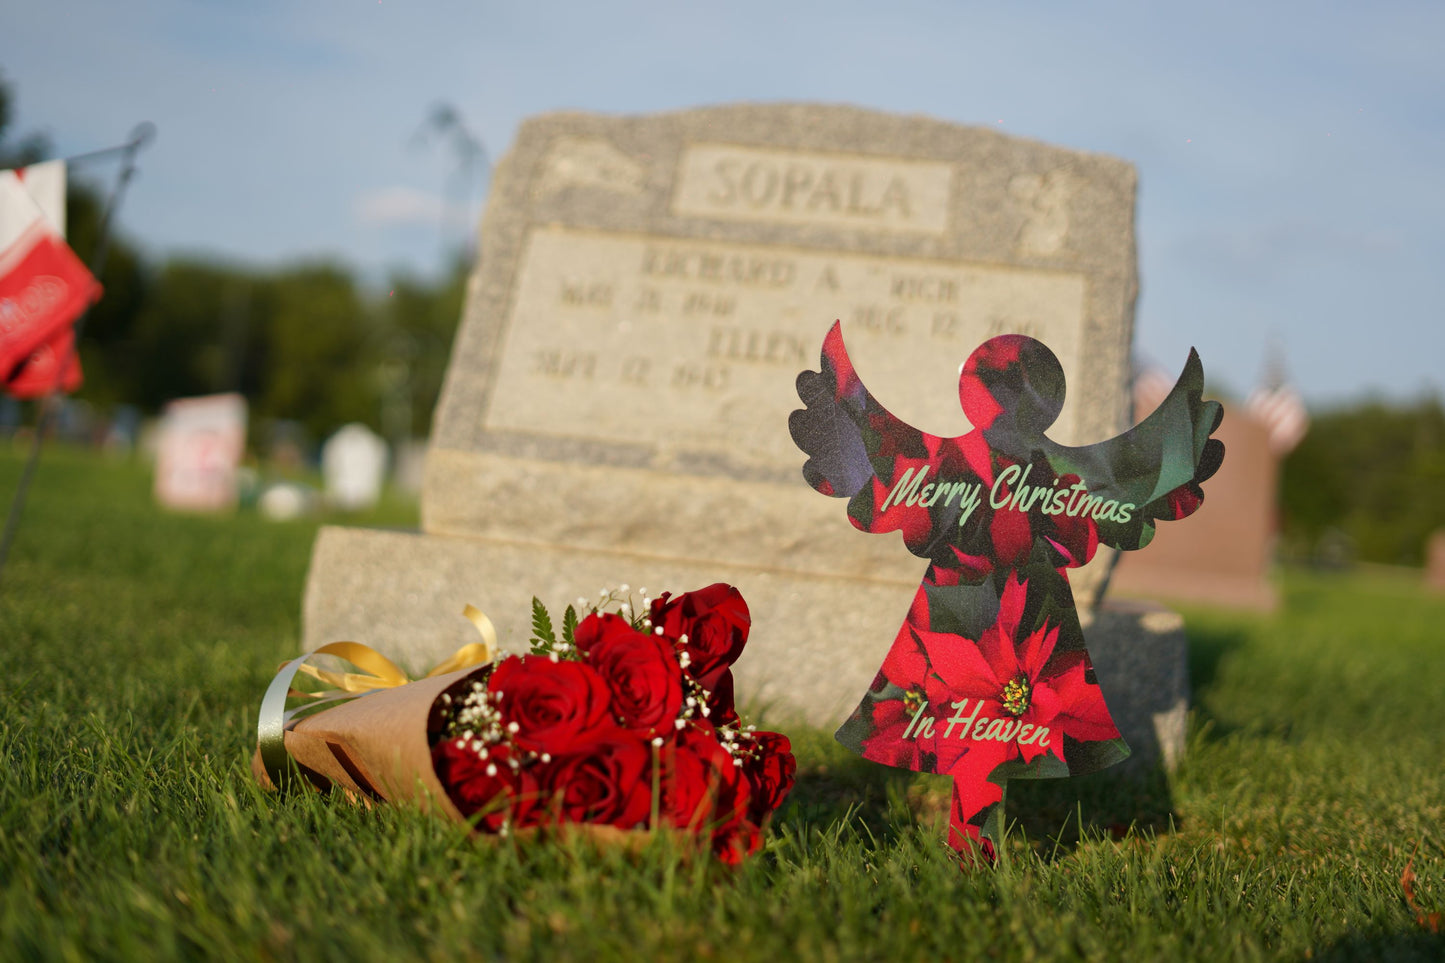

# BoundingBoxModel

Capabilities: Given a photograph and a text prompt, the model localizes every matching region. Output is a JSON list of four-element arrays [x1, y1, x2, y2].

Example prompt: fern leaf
[[530, 597, 556, 651]]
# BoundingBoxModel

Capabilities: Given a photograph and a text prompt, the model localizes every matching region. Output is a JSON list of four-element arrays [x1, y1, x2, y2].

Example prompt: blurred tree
[[253, 263, 384, 439], [380, 253, 467, 440], [1280, 396, 1445, 566], [126, 259, 248, 407], [66, 179, 152, 406]]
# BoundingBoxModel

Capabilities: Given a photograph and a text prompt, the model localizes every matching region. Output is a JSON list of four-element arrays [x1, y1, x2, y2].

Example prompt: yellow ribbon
[[425, 604, 498, 678], [257, 605, 498, 788]]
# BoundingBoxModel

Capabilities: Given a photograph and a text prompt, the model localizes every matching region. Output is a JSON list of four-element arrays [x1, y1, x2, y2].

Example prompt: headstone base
[[1080, 599, 1190, 772], [303, 526, 1189, 769]]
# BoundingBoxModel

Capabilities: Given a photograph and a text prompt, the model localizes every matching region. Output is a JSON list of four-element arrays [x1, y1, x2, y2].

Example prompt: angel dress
[[789, 322, 1224, 861]]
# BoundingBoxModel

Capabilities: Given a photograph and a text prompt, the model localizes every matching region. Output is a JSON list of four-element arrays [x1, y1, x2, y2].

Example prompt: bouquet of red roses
[[254, 584, 795, 864]]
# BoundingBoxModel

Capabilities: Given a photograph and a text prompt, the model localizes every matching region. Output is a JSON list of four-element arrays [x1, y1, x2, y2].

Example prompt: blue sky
[[4, 1, 1442, 407]]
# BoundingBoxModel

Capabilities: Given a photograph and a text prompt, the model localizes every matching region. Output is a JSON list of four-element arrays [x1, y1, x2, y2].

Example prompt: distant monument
[[304, 104, 1189, 768], [153, 393, 247, 512], [1111, 405, 1277, 609]]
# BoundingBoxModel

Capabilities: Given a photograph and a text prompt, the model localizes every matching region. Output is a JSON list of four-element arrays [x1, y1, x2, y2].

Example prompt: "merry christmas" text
[[877, 463, 1136, 527]]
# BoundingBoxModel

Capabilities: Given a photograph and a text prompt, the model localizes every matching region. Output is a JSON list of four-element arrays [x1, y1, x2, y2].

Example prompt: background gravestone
[[1111, 400, 1280, 611], [1426, 530, 1445, 592], [153, 393, 247, 512], [305, 104, 1187, 767], [322, 423, 389, 512]]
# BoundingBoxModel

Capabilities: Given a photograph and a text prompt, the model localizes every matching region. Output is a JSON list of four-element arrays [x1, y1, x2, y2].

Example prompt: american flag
[[1247, 382, 1310, 455], [1246, 346, 1310, 455], [1134, 351, 1309, 457]]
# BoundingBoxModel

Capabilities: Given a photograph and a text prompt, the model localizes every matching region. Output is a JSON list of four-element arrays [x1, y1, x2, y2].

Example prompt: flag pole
[[0, 122, 156, 591]]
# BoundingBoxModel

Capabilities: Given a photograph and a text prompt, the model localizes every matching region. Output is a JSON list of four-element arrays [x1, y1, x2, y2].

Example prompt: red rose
[[432, 740, 538, 831], [740, 730, 795, 824], [649, 583, 750, 690], [489, 654, 612, 755], [703, 669, 739, 727], [578, 614, 684, 735], [572, 612, 639, 655], [531, 730, 655, 830], [661, 721, 751, 838], [712, 819, 763, 866]]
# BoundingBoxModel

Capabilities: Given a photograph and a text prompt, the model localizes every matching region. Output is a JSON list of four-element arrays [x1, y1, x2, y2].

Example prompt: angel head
[[960, 335, 1066, 434]]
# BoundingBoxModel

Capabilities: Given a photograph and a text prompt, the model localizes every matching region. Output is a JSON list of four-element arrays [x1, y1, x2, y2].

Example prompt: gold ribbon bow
[[256, 604, 498, 787]]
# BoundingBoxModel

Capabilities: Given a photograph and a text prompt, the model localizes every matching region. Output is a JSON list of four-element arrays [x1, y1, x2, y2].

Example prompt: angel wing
[[1032, 349, 1225, 552], [789, 321, 990, 557], [789, 320, 887, 501]]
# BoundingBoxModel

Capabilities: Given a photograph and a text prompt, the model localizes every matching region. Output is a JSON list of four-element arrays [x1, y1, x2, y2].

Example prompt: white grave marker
[[322, 423, 388, 512]]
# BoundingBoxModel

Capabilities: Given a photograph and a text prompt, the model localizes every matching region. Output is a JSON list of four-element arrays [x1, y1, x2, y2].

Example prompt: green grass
[[1, 447, 1442, 961]]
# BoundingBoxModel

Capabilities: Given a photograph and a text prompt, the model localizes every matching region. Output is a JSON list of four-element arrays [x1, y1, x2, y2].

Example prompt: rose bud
[[649, 583, 750, 691], [740, 730, 796, 824]]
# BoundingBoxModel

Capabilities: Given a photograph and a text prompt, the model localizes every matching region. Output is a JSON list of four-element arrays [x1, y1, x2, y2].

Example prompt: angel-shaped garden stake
[[790, 321, 1224, 863]]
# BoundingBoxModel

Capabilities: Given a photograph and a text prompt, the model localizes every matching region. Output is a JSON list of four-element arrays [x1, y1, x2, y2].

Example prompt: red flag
[[5, 327, 82, 398], [0, 162, 100, 396]]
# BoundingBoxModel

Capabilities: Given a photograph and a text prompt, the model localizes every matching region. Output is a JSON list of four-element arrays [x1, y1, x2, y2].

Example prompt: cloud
[[353, 186, 445, 227]]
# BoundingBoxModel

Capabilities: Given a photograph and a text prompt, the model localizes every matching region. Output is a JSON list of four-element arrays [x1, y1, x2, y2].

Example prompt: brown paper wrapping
[[251, 669, 470, 819], [251, 667, 645, 848]]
